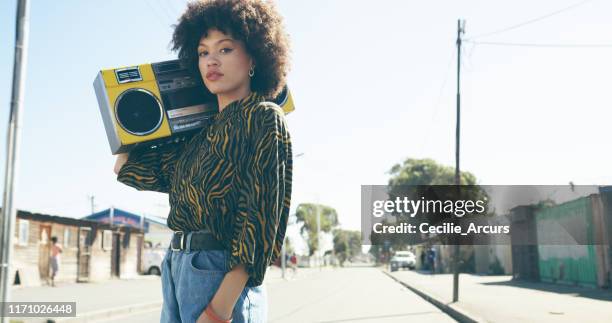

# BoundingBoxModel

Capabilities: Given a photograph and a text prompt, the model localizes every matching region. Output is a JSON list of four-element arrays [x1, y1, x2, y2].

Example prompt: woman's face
[[198, 29, 253, 97]]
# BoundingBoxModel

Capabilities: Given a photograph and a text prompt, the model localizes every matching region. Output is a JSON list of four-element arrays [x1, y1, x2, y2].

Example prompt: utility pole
[[109, 206, 115, 228], [317, 203, 322, 270], [0, 1, 30, 322], [88, 195, 96, 214], [453, 19, 466, 303], [281, 236, 287, 279]]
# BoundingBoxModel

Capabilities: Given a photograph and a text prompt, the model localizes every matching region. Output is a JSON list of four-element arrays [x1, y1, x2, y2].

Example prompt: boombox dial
[[115, 88, 163, 136]]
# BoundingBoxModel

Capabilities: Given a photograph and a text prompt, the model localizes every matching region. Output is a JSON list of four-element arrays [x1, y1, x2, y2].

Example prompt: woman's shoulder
[[241, 100, 287, 131], [243, 100, 284, 119]]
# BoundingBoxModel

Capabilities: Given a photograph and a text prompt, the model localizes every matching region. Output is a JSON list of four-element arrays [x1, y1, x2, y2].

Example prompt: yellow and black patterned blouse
[[117, 91, 292, 287]]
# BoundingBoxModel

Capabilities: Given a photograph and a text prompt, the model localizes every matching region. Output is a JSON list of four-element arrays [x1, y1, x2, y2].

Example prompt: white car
[[390, 251, 416, 272], [143, 248, 166, 275]]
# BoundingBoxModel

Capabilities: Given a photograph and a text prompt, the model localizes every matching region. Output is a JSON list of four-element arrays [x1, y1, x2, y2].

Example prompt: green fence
[[536, 197, 598, 287]]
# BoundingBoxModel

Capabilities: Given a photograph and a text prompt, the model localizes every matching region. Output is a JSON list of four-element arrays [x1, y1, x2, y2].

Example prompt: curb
[[381, 270, 484, 323], [54, 301, 162, 323]]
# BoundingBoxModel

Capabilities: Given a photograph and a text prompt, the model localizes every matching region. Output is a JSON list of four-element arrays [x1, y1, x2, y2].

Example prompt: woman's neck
[[217, 86, 251, 112]]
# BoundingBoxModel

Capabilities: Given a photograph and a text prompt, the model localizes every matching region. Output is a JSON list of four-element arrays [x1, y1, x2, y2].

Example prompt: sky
[[1, 0, 612, 254]]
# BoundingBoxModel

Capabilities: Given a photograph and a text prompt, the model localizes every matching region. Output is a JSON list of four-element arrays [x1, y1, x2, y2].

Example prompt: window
[[102, 230, 113, 251], [63, 227, 75, 248], [18, 220, 29, 246]]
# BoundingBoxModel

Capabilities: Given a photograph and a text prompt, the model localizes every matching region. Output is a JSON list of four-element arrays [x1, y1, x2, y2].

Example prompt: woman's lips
[[206, 72, 223, 81]]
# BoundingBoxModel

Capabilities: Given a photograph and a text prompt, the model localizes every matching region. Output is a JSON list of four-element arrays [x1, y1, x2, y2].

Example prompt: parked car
[[143, 248, 166, 275], [390, 250, 416, 272]]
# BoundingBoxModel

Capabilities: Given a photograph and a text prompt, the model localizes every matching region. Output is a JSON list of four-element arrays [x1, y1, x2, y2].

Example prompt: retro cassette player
[[93, 59, 294, 154]]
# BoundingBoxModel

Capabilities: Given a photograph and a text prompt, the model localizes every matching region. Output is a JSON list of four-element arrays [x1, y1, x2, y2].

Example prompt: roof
[[82, 208, 168, 232], [14, 209, 142, 234]]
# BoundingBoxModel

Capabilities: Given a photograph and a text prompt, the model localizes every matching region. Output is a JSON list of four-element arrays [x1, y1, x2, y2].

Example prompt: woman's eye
[[221, 48, 233, 54], [198, 51, 208, 57]]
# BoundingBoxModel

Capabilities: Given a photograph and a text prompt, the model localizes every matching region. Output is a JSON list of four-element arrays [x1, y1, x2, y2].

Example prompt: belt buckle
[[171, 231, 184, 251]]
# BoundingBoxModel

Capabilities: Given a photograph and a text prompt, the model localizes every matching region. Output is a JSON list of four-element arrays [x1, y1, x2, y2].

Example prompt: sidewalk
[[8, 276, 162, 323], [385, 269, 612, 323]]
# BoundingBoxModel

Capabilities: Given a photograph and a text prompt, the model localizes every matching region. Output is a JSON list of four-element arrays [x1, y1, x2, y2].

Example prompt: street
[[93, 265, 455, 323], [10, 264, 612, 322]]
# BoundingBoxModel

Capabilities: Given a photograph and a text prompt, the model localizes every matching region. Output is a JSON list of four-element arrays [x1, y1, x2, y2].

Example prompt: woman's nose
[[206, 55, 220, 67]]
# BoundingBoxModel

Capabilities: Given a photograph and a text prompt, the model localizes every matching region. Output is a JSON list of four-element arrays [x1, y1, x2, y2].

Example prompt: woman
[[114, 1, 292, 322]]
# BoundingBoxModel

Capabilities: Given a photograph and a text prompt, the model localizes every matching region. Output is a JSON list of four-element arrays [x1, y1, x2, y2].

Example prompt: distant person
[[427, 247, 436, 274], [420, 251, 425, 269], [290, 253, 298, 275], [49, 236, 63, 287]]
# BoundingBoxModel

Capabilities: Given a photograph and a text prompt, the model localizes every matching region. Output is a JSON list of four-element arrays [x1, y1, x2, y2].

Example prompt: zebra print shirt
[[117, 91, 292, 287]]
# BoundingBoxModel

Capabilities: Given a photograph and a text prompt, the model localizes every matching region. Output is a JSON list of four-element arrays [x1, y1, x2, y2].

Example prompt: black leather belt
[[171, 230, 224, 251]]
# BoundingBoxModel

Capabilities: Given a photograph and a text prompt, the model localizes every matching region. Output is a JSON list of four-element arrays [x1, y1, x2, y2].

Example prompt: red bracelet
[[205, 304, 233, 323]]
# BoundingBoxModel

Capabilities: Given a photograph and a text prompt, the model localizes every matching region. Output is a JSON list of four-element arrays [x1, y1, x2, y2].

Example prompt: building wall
[[11, 213, 144, 286], [12, 218, 42, 286], [88, 229, 112, 282], [120, 232, 143, 278], [53, 224, 79, 283]]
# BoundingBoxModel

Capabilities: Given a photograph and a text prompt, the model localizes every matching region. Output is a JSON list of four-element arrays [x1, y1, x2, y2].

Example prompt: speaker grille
[[115, 89, 163, 136]]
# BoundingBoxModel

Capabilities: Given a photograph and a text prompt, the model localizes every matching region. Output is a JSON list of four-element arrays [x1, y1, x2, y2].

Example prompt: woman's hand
[[114, 153, 129, 175], [196, 311, 215, 323]]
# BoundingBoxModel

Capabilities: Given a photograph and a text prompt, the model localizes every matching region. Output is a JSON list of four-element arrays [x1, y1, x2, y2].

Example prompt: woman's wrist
[[209, 296, 233, 321], [205, 303, 232, 323]]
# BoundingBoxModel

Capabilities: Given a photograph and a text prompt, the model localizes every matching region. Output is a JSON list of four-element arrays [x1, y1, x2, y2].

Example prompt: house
[[11, 209, 143, 287], [82, 207, 173, 248]]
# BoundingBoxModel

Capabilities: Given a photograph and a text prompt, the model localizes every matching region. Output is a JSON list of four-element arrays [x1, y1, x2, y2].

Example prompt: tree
[[369, 158, 489, 257], [332, 229, 361, 266], [295, 203, 339, 256], [388, 158, 477, 186]]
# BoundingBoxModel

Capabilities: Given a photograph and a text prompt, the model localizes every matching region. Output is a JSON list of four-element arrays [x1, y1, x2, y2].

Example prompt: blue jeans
[[160, 235, 268, 323]]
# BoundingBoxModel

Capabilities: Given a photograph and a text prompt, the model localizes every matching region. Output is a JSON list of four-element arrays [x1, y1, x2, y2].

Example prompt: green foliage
[[295, 203, 339, 256], [333, 229, 362, 266], [388, 158, 478, 186], [375, 158, 490, 247]]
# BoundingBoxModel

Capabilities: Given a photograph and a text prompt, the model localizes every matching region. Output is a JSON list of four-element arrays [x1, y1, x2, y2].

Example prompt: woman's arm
[[115, 143, 184, 193], [114, 153, 129, 175], [197, 264, 249, 322]]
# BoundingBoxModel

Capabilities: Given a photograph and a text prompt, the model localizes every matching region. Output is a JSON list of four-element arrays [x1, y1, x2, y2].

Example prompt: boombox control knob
[[114, 88, 163, 136]]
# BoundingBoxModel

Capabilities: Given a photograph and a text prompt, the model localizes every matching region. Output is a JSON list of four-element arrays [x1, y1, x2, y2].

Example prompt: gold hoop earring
[[249, 66, 255, 77]]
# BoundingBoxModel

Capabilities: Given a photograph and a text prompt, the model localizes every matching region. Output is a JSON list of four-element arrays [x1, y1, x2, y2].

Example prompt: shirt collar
[[214, 91, 266, 121]]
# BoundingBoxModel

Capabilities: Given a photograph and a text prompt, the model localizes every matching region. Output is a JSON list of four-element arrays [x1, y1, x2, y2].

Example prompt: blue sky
[[1, 0, 612, 247]]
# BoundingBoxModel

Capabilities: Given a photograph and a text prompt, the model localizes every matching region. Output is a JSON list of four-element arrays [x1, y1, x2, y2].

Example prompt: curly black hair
[[170, 0, 291, 98]]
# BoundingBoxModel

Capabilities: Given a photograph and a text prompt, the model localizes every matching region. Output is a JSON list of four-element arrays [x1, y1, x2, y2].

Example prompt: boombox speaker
[[93, 59, 294, 154]]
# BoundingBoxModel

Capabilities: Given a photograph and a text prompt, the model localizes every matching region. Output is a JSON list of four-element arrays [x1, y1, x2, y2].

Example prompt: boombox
[[93, 59, 294, 154]]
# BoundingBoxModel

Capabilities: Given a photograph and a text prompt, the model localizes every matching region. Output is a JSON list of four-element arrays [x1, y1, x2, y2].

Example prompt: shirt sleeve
[[116, 142, 184, 193], [227, 103, 292, 287]]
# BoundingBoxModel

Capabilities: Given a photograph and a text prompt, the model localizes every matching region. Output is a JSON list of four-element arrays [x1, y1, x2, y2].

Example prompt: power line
[[467, 0, 594, 41], [419, 50, 455, 156], [155, 0, 179, 22], [465, 40, 612, 48], [144, 0, 171, 30]]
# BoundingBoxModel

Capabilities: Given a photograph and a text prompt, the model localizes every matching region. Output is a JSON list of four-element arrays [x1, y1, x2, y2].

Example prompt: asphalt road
[[99, 266, 454, 323]]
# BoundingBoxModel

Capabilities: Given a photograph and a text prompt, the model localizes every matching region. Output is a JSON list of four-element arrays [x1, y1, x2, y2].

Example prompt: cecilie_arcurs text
[[372, 222, 510, 235]]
